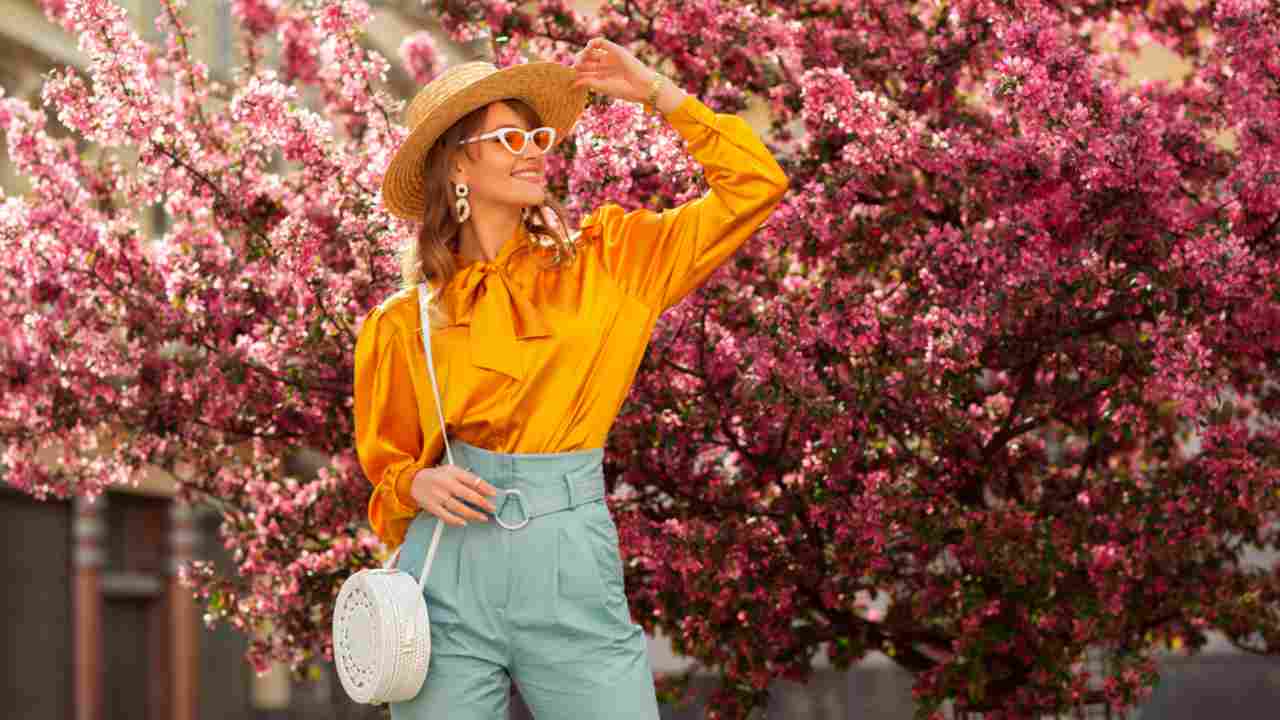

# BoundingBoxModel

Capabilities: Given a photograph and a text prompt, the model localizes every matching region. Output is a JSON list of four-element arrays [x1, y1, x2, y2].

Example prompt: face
[[450, 101, 550, 216]]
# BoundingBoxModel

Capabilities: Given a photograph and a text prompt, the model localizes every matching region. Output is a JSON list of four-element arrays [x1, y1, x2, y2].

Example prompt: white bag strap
[[381, 282, 452, 592]]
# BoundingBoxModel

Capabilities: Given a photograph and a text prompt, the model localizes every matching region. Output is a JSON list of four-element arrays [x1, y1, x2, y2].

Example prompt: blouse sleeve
[[576, 93, 790, 313], [352, 300, 438, 550]]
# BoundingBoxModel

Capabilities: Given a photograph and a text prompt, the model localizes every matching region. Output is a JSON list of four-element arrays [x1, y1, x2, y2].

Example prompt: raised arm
[[577, 92, 790, 313]]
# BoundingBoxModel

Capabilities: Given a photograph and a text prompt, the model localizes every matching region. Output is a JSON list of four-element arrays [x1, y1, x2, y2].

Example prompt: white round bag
[[334, 282, 452, 704]]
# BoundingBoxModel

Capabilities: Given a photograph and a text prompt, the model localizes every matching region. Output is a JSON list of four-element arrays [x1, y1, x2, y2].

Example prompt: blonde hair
[[398, 98, 577, 329]]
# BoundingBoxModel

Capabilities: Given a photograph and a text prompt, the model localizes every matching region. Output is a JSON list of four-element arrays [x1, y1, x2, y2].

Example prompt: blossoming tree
[[2, 0, 1278, 718]]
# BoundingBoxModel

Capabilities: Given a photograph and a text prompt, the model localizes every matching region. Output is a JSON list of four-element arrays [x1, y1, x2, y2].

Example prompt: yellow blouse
[[353, 93, 789, 550]]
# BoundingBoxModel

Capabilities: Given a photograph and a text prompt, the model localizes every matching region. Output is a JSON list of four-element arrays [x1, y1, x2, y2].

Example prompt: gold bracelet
[[645, 73, 664, 114]]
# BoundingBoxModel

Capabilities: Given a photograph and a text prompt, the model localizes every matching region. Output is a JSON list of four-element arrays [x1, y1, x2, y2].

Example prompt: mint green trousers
[[389, 438, 660, 719]]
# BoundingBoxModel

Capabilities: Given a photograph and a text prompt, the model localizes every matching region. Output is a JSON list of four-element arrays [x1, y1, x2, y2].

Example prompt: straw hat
[[381, 60, 590, 222]]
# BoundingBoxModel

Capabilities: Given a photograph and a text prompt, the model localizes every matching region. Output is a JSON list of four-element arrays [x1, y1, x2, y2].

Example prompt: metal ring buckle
[[493, 488, 530, 530]]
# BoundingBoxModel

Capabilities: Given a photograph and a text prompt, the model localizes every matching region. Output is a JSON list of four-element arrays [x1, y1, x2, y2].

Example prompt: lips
[[512, 171, 545, 185]]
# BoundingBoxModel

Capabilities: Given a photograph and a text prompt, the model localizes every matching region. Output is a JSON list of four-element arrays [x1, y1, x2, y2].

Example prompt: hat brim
[[381, 62, 589, 222]]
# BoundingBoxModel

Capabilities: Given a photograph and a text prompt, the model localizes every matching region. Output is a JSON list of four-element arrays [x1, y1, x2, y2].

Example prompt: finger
[[456, 469, 499, 497], [448, 466, 498, 498], [442, 494, 489, 522], [442, 495, 484, 523], [471, 476, 500, 497], [429, 501, 468, 526], [602, 42, 624, 60], [582, 40, 610, 60], [451, 494, 492, 522], [450, 481, 497, 513], [445, 472, 496, 510]]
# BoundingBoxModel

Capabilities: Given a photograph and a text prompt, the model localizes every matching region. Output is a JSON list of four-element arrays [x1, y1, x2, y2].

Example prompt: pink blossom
[[398, 31, 443, 85]]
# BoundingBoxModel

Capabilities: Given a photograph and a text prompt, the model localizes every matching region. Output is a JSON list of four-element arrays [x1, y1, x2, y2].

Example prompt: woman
[[353, 36, 788, 719]]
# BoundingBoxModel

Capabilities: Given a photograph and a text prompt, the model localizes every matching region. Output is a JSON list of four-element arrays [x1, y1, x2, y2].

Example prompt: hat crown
[[405, 62, 499, 130]]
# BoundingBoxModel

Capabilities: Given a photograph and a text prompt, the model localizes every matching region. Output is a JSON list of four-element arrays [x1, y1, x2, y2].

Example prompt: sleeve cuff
[[662, 93, 717, 135], [389, 459, 422, 515]]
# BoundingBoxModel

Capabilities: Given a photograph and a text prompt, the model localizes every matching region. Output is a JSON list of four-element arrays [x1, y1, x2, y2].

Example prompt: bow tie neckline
[[442, 222, 551, 381]]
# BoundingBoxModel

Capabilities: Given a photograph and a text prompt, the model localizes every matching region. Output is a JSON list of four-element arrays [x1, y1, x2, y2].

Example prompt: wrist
[[656, 79, 688, 115], [639, 71, 662, 108], [640, 71, 688, 116]]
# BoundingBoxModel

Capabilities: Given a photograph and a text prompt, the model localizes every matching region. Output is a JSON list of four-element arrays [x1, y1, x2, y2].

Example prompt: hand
[[410, 464, 499, 526], [570, 36, 657, 104]]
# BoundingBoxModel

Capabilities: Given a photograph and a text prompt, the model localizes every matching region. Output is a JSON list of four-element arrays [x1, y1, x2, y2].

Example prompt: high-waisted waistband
[[442, 439, 606, 529], [445, 438, 604, 488]]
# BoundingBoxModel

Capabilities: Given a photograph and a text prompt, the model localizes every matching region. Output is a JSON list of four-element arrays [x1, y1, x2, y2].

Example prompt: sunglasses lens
[[532, 128, 555, 151], [501, 129, 527, 153]]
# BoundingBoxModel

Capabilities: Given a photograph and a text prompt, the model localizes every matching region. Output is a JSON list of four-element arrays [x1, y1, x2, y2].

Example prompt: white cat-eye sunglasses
[[458, 126, 557, 156]]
